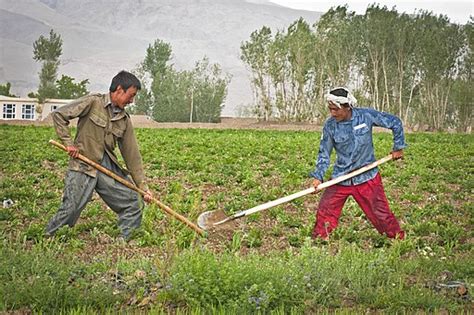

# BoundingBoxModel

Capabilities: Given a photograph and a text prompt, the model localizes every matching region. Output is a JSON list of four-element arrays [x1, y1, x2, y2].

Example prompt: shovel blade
[[197, 210, 229, 230]]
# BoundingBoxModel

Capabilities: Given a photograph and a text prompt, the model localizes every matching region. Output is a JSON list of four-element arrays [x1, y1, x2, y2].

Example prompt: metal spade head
[[197, 210, 232, 230], [197, 211, 215, 230]]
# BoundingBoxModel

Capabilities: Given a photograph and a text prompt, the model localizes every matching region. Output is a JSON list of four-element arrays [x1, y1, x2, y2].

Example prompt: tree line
[[240, 5, 472, 131], [1, 5, 471, 130], [1, 30, 230, 123]]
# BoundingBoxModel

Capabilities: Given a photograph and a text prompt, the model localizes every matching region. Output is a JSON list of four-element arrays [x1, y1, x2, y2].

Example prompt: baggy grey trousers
[[45, 154, 143, 239]]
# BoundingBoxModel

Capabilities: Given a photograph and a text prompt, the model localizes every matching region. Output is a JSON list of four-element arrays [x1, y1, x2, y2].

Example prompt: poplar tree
[[32, 29, 63, 102]]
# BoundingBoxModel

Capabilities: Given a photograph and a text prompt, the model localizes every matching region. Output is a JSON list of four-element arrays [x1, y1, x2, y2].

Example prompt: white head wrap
[[325, 87, 357, 108]]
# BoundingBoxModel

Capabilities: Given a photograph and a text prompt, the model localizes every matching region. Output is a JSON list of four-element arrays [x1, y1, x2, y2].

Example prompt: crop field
[[0, 124, 473, 313]]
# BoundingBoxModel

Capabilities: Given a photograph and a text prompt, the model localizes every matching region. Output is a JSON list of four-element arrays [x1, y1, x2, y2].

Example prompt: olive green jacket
[[52, 93, 147, 190]]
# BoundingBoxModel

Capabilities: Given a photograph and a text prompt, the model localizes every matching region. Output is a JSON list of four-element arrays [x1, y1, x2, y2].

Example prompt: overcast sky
[[268, 0, 472, 24]]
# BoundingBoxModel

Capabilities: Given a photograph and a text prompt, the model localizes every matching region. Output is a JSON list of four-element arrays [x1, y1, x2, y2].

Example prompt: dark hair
[[109, 70, 141, 92], [329, 87, 348, 97]]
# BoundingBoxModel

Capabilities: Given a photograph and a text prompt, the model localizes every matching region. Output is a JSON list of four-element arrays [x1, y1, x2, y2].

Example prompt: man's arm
[[118, 121, 147, 190], [310, 124, 334, 187], [367, 108, 407, 152], [53, 95, 93, 148], [118, 124, 154, 202]]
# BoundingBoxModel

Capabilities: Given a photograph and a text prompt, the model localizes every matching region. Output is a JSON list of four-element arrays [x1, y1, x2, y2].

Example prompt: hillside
[[0, 0, 321, 115]]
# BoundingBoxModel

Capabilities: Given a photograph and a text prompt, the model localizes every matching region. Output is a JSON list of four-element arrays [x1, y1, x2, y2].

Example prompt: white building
[[0, 95, 71, 121]]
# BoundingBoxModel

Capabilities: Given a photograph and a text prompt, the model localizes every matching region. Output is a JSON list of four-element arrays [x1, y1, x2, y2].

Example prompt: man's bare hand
[[66, 145, 79, 158], [312, 178, 322, 191], [392, 149, 404, 160], [143, 190, 153, 203]]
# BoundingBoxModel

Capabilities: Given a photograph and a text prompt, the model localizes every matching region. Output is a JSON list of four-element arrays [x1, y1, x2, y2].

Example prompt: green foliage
[[143, 39, 172, 78], [37, 61, 60, 101], [130, 66, 153, 116], [449, 79, 473, 132], [0, 244, 122, 313], [167, 244, 467, 312], [189, 57, 230, 123], [241, 26, 274, 120], [30, 30, 89, 103], [136, 39, 230, 122], [354, 5, 418, 120], [152, 67, 194, 122], [315, 5, 357, 87], [413, 12, 465, 130], [33, 29, 63, 62], [0, 82, 17, 97], [281, 19, 317, 121], [32, 29, 63, 102], [241, 7, 471, 131], [245, 227, 263, 248], [55, 75, 89, 99], [448, 19, 473, 132]]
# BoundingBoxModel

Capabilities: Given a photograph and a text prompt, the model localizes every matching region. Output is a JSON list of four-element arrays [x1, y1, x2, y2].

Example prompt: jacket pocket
[[89, 113, 107, 128], [111, 125, 125, 138], [354, 125, 370, 138]]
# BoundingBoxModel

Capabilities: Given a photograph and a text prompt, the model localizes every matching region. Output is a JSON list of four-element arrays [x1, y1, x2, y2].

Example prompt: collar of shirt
[[111, 104, 123, 116], [103, 94, 125, 120], [340, 108, 357, 123], [103, 93, 111, 108]]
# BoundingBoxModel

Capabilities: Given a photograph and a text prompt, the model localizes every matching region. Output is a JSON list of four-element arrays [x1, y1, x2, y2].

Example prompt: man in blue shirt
[[310, 87, 405, 240]]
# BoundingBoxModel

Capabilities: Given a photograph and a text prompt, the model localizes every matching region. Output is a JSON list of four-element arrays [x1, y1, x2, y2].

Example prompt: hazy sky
[[269, 0, 473, 24]]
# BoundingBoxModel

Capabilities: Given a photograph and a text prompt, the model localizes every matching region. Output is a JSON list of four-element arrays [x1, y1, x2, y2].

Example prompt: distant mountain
[[0, 0, 320, 116]]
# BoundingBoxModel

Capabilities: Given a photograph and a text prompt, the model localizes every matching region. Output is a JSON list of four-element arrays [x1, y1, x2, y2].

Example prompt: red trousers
[[313, 173, 404, 239]]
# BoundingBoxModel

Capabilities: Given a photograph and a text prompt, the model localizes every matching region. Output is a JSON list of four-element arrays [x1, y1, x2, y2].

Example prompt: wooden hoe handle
[[49, 139, 205, 236]]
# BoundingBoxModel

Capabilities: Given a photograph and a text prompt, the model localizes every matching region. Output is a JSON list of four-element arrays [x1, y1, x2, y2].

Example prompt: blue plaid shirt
[[310, 107, 407, 186]]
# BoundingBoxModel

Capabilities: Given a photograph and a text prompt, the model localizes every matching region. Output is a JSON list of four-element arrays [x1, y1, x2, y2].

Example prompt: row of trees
[[3, 30, 229, 123], [3, 9, 470, 130], [131, 39, 231, 123], [241, 5, 472, 131]]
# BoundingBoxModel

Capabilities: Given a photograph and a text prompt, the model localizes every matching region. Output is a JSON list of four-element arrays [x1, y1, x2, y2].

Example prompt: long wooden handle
[[317, 154, 393, 189], [214, 154, 393, 225], [49, 139, 205, 236]]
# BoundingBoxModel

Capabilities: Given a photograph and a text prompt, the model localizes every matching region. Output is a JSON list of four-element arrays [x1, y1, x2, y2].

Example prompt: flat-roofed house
[[0, 96, 70, 121]]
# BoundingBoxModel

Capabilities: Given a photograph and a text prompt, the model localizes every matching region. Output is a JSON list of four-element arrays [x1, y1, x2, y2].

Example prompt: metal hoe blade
[[197, 210, 229, 230], [197, 211, 214, 230], [197, 210, 236, 230]]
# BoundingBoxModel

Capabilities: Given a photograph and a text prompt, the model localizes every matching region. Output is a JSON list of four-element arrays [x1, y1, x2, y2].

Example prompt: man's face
[[328, 101, 351, 122], [113, 85, 138, 109]]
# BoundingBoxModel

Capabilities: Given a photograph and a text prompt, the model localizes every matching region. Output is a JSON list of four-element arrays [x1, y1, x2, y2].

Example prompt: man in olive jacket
[[45, 70, 152, 240]]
